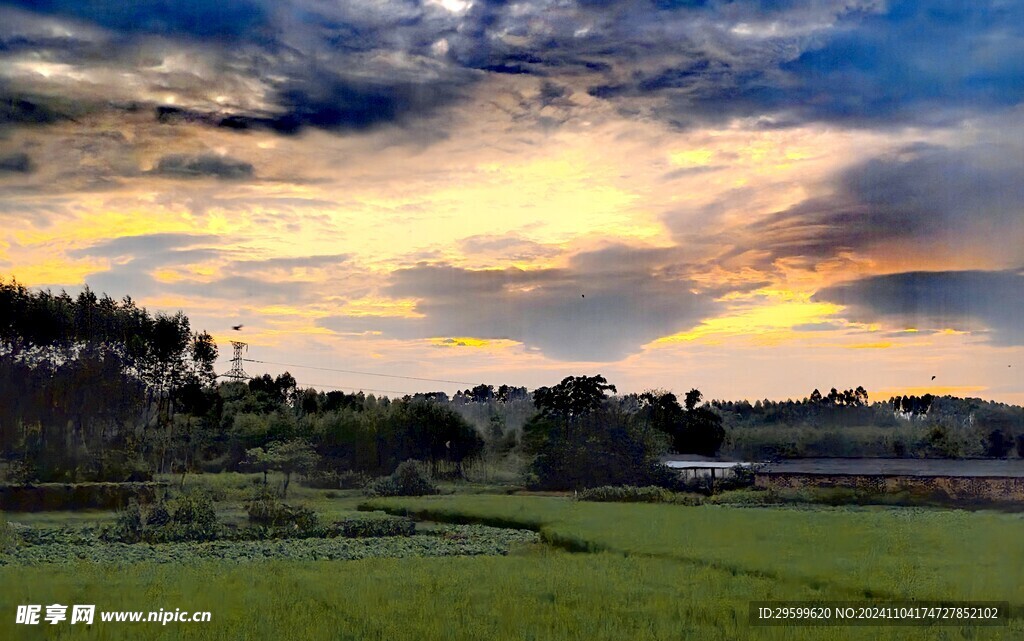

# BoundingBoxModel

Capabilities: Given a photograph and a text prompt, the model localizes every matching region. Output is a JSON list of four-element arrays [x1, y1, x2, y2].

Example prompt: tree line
[[4, 279, 1024, 490]]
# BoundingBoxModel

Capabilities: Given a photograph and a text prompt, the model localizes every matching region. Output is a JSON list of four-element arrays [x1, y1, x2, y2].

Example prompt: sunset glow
[[2, 0, 1023, 403]]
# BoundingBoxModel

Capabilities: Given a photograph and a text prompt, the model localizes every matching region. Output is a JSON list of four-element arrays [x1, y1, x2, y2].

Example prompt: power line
[[294, 381, 413, 396], [241, 357, 474, 386]]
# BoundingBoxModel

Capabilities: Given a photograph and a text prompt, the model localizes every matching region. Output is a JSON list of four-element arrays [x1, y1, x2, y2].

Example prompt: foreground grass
[[3, 491, 1021, 639], [1, 553, 1017, 641], [363, 495, 1024, 605]]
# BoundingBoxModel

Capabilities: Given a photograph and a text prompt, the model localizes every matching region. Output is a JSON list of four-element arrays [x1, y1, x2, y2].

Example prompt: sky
[[1, 0, 1023, 403]]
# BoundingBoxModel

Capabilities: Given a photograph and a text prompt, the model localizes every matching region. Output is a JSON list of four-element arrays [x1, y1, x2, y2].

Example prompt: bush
[[145, 501, 171, 528], [0, 514, 20, 554], [220, 513, 413, 541], [365, 461, 438, 497], [246, 486, 320, 533], [712, 465, 758, 492], [108, 500, 144, 543], [0, 482, 167, 511], [577, 485, 672, 503], [332, 514, 415, 538], [301, 469, 370, 490], [104, 492, 220, 543], [166, 491, 219, 541]]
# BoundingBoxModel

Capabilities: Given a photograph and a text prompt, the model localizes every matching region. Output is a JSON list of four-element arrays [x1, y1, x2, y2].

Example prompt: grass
[[1, 553, 1017, 641], [2, 484, 1022, 639], [362, 495, 1024, 606]]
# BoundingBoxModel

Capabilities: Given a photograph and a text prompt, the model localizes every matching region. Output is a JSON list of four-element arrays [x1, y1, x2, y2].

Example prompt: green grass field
[[1, 553, 1016, 641], [2, 487, 1022, 640], [364, 495, 1024, 604]]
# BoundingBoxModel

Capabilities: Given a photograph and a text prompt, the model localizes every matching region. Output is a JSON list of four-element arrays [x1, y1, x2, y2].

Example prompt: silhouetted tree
[[532, 375, 617, 420], [984, 429, 1014, 458]]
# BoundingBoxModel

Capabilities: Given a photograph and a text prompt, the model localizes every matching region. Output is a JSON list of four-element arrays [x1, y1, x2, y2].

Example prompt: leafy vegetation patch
[[0, 524, 537, 565], [577, 485, 703, 504]]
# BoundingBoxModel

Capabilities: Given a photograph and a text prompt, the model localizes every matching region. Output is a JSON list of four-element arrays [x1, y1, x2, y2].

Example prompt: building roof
[[758, 458, 1024, 478], [661, 457, 755, 469]]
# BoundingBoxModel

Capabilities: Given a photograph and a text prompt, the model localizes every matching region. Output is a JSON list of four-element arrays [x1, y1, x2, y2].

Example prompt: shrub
[[301, 469, 370, 490], [108, 500, 144, 543], [577, 485, 672, 503], [366, 461, 438, 497], [104, 492, 220, 543], [0, 514, 19, 554], [246, 486, 320, 533], [145, 501, 171, 528], [301, 470, 341, 489], [332, 514, 415, 538], [167, 491, 219, 541], [712, 465, 758, 492], [0, 482, 167, 511]]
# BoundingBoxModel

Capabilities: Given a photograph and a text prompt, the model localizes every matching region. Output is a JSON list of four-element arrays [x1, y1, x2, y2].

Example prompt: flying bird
[[232, 324, 244, 331], [931, 375, 936, 380], [581, 294, 585, 298]]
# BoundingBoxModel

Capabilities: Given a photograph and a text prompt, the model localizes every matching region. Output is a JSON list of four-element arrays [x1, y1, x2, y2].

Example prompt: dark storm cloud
[[0, 152, 32, 173], [4, 0, 269, 40], [0, 94, 76, 126], [150, 154, 255, 180], [318, 245, 719, 361], [0, 2, 472, 136], [1, 0, 1020, 143], [814, 270, 1024, 346], [584, 1, 1024, 128], [268, 74, 468, 134], [717, 142, 1024, 268]]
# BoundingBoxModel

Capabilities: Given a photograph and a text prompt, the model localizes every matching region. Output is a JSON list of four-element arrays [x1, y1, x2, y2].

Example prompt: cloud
[[319, 245, 720, 361], [584, 1, 1024, 128], [70, 233, 221, 259], [166, 275, 308, 304], [5, 0, 269, 40], [4, 0, 1018, 139], [0, 152, 33, 173], [229, 254, 350, 273], [0, 2, 475, 136], [269, 73, 470, 134], [717, 141, 1024, 268], [0, 93, 75, 126], [150, 154, 254, 180], [813, 270, 1024, 346], [458, 235, 560, 262]]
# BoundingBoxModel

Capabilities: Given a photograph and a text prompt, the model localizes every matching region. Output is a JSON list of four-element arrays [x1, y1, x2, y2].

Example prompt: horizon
[[2, 1, 1023, 403]]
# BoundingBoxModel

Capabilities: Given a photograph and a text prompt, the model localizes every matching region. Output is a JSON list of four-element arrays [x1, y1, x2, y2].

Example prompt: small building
[[660, 455, 756, 480], [754, 458, 1024, 502]]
